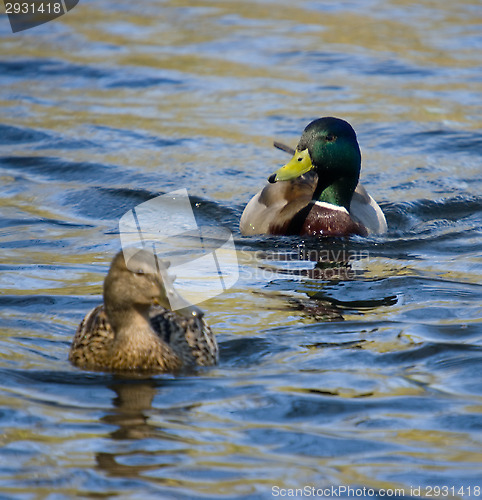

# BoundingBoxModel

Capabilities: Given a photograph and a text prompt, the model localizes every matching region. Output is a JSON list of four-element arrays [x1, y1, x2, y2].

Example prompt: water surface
[[0, 0, 481, 498]]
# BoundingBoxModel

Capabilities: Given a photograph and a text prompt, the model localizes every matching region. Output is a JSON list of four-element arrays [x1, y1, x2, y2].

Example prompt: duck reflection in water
[[96, 379, 161, 477], [247, 242, 396, 321]]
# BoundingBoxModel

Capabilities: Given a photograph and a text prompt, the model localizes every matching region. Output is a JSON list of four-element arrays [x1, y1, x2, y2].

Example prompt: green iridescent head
[[269, 117, 362, 209]]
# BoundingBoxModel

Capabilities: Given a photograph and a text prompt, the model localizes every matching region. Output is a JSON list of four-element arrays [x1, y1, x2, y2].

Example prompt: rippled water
[[1, 0, 481, 498]]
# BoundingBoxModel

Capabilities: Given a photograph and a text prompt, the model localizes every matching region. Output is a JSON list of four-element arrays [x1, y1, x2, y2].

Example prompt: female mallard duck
[[69, 249, 218, 374], [240, 117, 387, 237]]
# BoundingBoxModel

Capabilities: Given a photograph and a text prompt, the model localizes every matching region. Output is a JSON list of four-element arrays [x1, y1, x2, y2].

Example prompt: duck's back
[[240, 172, 317, 236], [150, 306, 218, 367]]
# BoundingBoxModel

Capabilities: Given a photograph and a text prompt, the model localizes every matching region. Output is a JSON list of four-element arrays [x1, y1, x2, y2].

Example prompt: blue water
[[0, 0, 481, 498]]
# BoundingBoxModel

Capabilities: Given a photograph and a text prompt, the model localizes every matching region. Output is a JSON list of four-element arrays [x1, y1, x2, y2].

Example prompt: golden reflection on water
[[0, 0, 481, 497], [83, 377, 479, 499], [2, 0, 480, 148]]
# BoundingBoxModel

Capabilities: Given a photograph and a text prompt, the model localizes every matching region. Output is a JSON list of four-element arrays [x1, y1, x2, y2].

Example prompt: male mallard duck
[[69, 249, 218, 374], [240, 117, 387, 237]]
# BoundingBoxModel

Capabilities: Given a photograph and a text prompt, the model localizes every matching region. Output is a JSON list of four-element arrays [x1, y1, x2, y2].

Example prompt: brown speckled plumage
[[69, 250, 218, 374]]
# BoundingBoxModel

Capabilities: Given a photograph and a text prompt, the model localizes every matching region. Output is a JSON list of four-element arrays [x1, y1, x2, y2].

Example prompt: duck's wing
[[240, 171, 317, 235], [69, 305, 114, 368], [150, 306, 218, 367], [350, 183, 387, 234], [240, 183, 289, 235]]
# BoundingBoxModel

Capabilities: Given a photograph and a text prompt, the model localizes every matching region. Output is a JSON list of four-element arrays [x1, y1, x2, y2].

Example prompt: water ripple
[[0, 0, 481, 498]]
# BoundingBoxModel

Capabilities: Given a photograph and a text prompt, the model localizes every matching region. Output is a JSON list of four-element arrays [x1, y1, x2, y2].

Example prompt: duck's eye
[[134, 269, 145, 276], [326, 134, 336, 142]]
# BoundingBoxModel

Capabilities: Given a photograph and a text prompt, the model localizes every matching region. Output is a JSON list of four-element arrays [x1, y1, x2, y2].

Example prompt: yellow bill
[[268, 149, 313, 183]]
